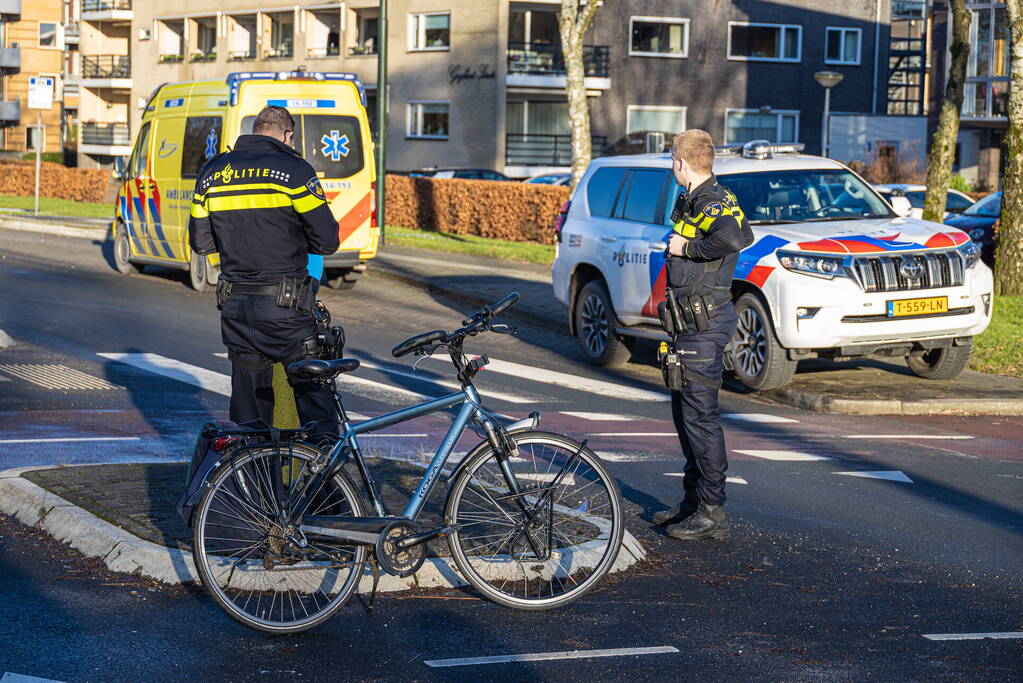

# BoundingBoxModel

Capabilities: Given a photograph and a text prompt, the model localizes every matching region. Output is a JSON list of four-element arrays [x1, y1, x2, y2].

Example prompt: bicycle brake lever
[[490, 323, 517, 335]]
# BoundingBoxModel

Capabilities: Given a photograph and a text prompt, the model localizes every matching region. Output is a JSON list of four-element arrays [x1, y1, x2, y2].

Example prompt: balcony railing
[[506, 133, 606, 166], [307, 46, 340, 58], [64, 20, 80, 40], [507, 42, 609, 78], [82, 55, 130, 78], [82, 122, 130, 146], [0, 99, 19, 124], [0, 45, 19, 71], [0, 0, 21, 18], [83, 0, 131, 11]]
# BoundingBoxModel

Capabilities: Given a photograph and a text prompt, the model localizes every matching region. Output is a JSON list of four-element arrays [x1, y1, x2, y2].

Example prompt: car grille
[[851, 251, 964, 293]]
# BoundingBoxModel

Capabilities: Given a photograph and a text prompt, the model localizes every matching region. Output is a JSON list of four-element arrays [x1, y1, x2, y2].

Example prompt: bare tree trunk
[[922, 0, 971, 222], [995, 0, 1023, 295], [559, 0, 602, 189]]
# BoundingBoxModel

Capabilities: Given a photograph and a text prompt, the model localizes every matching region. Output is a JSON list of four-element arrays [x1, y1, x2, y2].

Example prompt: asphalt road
[[0, 228, 1021, 681]]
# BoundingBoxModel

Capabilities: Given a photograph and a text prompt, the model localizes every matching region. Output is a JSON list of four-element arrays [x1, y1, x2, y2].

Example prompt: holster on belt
[[277, 275, 316, 315], [215, 279, 233, 310]]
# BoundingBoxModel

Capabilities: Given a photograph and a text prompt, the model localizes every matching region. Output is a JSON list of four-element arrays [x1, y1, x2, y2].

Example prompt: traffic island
[[0, 459, 646, 591]]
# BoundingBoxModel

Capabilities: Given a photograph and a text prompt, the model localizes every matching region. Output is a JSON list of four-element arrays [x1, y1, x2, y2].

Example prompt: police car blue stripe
[[734, 235, 788, 280]]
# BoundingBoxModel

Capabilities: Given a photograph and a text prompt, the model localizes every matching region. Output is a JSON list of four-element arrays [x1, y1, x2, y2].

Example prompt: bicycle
[[190, 292, 625, 633]]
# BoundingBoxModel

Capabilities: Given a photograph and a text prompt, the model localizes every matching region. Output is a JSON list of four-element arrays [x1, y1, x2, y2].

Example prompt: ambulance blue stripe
[[120, 197, 144, 252], [146, 198, 176, 258], [734, 235, 789, 280], [131, 196, 159, 254], [266, 99, 335, 108]]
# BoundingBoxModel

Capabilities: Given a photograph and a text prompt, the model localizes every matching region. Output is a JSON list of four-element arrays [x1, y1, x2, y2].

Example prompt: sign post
[[27, 76, 54, 217], [375, 0, 388, 246]]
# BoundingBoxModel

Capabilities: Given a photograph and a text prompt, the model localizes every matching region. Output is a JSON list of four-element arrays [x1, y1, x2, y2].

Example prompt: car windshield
[[964, 192, 1001, 217], [716, 169, 894, 224]]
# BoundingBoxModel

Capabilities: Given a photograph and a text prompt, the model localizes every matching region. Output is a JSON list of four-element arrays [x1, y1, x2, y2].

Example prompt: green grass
[[971, 296, 1023, 378], [0, 194, 113, 219], [384, 226, 555, 266]]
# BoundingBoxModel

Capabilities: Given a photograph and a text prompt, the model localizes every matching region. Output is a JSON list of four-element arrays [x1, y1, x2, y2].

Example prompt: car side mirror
[[890, 195, 912, 218], [112, 156, 129, 181]]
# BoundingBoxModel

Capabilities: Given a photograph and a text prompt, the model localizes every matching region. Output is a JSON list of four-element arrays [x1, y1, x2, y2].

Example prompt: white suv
[[551, 143, 993, 390]]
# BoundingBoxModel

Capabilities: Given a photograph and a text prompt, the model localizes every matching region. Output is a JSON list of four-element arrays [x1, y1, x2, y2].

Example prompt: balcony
[[506, 42, 610, 90], [505, 133, 606, 175], [0, 0, 20, 19], [228, 50, 253, 61], [0, 99, 19, 126], [82, 0, 132, 23], [81, 55, 131, 89], [190, 51, 217, 63], [347, 45, 377, 57], [0, 45, 19, 73], [264, 46, 293, 60], [307, 46, 340, 59], [80, 122, 131, 156], [64, 21, 80, 44], [64, 76, 79, 96]]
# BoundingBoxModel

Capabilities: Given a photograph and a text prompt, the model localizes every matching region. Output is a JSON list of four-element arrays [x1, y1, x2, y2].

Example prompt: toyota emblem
[[899, 256, 923, 279]]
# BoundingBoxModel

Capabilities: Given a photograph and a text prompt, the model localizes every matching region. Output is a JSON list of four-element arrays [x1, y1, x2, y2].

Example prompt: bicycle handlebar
[[391, 293, 521, 359]]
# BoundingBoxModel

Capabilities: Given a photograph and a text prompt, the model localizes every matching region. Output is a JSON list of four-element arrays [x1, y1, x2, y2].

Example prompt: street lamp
[[814, 70, 844, 158]]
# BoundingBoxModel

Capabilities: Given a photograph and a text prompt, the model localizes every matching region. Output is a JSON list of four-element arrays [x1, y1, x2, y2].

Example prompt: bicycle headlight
[[958, 240, 980, 269], [776, 251, 845, 279]]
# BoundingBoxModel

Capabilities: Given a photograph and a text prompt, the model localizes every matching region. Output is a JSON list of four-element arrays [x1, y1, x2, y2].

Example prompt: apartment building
[[0, 0, 66, 156], [76, 0, 132, 167]]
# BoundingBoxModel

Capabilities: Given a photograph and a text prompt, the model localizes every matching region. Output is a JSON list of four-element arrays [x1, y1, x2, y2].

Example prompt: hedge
[[385, 174, 569, 244], [0, 162, 110, 203]]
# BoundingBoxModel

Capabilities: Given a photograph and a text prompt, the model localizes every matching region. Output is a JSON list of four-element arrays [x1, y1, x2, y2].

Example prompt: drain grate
[[0, 364, 121, 390]]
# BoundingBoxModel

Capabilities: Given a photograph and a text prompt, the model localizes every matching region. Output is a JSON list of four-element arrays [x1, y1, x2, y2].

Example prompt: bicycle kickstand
[[364, 556, 382, 614]]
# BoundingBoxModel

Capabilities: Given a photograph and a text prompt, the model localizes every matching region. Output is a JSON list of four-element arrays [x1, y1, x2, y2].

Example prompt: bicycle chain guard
[[374, 520, 426, 577]]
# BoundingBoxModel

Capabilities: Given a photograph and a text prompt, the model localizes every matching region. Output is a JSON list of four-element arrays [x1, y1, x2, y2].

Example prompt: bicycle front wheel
[[192, 444, 367, 633], [444, 431, 624, 610]]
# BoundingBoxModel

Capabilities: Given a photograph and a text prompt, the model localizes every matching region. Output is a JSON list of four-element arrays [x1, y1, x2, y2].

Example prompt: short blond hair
[[671, 129, 715, 174]]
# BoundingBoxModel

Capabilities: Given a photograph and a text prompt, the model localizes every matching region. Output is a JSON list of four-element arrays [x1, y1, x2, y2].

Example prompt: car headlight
[[958, 240, 980, 269], [776, 251, 846, 279]]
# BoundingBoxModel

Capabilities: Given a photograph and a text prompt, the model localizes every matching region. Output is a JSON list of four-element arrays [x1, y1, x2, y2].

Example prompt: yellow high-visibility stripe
[[292, 193, 326, 213], [207, 193, 292, 212], [204, 182, 307, 196], [674, 219, 698, 238], [191, 203, 209, 219]]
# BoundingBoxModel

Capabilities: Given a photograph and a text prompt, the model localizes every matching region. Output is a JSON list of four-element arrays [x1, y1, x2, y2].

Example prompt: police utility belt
[[215, 275, 316, 315], [656, 288, 724, 392]]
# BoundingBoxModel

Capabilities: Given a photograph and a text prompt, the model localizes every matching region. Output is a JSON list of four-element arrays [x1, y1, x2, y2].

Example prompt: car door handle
[[599, 236, 618, 243], [648, 241, 667, 251]]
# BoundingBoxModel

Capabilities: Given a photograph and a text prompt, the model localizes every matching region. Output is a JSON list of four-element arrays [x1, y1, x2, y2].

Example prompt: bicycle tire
[[444, 431, 624, 610], [192, 443, 367, 633]]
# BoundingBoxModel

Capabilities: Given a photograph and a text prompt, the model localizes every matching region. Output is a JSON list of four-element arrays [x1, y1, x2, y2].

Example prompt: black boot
[[666, 502, 729, 540], [652, 494, 699, 526]]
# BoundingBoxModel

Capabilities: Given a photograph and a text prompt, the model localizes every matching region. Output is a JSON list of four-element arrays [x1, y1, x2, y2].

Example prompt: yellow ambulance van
[[112, 71, 378, 291]]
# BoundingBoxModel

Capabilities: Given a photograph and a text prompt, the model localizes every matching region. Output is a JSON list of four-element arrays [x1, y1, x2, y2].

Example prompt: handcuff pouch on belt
[[278, 276, 316, 315]]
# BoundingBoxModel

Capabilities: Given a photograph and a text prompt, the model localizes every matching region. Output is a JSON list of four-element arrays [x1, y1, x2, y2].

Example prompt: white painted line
[[347, 412, 370, 421], [0, 437, 141, 445], [561, 411, 638, 422], [723, 413, 798, 423], [665, 473, 748, 485], [360, 360, 533, 404], [381, 251, 551, 283], [357, 433, 430, 438], [430, 355, 665, 402], [842, 435, 974, 440], [341, 374, 433, 402], [1, 673, 67, 683], [213, 352, 228, 359], [922, 632, 1023, 641], [591, 433, 678, 437], [423, 645, 679, 668], [834, 470, 914, 483], [734, 450, 833, 462], [0, 374, 9, 381], [596, 451, 660, 462], [98, 353, 231, 396]]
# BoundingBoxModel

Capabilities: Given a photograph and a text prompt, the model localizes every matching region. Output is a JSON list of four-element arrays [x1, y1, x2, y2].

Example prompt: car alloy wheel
[[580, 292, 609, 358], [735, 306, 767, 378]]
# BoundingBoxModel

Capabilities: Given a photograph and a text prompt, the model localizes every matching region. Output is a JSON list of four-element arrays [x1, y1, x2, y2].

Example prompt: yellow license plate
[[886, 296, 948, 317]]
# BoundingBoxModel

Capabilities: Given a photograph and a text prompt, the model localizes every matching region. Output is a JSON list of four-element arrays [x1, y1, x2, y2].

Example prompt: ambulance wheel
[[113, 223, 140, 275], [189, 250, 216, 293], [732, 293, 796, 391], [325, 267, 362, 290], [574, 280, 632, 367], [906, 339, 972, 380]]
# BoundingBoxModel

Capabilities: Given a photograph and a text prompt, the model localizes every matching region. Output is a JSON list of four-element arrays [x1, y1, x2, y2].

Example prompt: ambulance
[[112, 71, 378, 291]]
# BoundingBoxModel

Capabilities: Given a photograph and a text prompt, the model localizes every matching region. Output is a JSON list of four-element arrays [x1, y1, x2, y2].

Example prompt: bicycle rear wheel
[[192, 444, 367, 633], [444, 431, 624, 610]]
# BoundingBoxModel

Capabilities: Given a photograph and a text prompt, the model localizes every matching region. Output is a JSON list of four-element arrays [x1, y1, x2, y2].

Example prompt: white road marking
[[596, 451, 662, 462], [834, 470, 914, 483], [561, 411, 639, 422], [98, 353, 231, 396], [734, 450, 833, 462], [842, 435, 974, 440], [0, 364, 119, 391], [357, 433, 430, 438], [359, 360, 533, 404], [381, 251, 551, 283], [430, 355, 665, 402], [1, 673, 67, 683], [664, 473, 748, 485], [591, 433, 678, 437], [922, 632, 1023, 641], [722, 413, 798, 423], [0, 437, 141, 445], [423, 645, 679, 668], [213, 352, 228, 359]]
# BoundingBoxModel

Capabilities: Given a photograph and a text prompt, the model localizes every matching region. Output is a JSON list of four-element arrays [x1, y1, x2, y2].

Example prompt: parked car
[[551, 142, 993, 390], [524, 173, 572, 186], [873, 184, 975, 220], [945, 192, 1001, 267], [410, 168, 512, 181]]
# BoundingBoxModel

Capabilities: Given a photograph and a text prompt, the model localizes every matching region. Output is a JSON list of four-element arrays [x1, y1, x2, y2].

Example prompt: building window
[[158, 19, 185, 62], [26, 125, 43, 151], [724, 109, 800, 144], [39, 22, 59, 48], [825, 27, 861, 65], [727, 22, 801, 62], [407, 101, 449, 138], [193, 18, 217, 61], [267, 12, 294, 59], [963, 2, 1010, 119], [409, 12, 450, 50], [351, 10, 379, 55], [626, 106, 686, 135], [629, 17, 689, 58]]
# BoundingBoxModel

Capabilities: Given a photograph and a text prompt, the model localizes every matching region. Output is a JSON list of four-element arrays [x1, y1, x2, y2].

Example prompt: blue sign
[[319, 130, 350, 162], [164, 98, 184, 108]]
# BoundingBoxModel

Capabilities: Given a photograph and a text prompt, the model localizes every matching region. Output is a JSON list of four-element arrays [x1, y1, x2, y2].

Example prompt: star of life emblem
[[320, 130, 350, 162]]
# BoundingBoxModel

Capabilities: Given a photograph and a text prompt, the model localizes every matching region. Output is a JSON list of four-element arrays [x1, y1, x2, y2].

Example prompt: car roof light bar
[[714, 141, 806, 158]]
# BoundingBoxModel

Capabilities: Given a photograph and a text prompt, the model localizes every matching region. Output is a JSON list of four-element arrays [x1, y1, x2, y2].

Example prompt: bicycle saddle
[[287, 358, 360, 380], [392, 329, 446, 357]]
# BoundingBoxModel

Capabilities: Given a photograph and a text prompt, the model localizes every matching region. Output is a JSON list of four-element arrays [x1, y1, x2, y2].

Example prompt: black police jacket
[[187, 134, 340, 285], [667, 175, 754, 297]]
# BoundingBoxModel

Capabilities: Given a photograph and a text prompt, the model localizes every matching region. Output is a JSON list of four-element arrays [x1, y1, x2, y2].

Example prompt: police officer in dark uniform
[[187, 105, 341, 440], [653, 129, 753, 540]]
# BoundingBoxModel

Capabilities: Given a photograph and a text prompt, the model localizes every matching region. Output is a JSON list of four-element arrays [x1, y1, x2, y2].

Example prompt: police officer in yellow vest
[[653, 130, 753, 540]]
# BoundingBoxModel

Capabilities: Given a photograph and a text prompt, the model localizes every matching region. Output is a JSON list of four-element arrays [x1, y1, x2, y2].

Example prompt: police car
[[551, 142, 993, 390]]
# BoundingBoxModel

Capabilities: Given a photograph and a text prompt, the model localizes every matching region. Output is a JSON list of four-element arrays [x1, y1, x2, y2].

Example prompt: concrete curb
[[0, 215, 113, 240], [0, 463, 646, 591], [763, 386, 1023, 416]]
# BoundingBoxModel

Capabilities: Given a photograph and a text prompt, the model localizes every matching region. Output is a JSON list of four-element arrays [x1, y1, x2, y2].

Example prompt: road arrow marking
[[734, 450, 833, 462], [834, 470, 913, 483]]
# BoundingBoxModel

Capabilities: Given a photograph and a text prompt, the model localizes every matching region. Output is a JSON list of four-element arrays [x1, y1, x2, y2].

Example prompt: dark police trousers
[[220, 293, 339, 440], [670, 300, 738, 507]]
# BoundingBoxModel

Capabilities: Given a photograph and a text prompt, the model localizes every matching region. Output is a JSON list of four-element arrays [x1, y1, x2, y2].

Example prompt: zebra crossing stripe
[[98, 353, 230, 395], [734, 450, 833, 462], [723, 413, 798, 424]]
